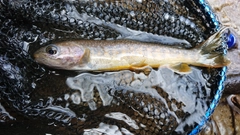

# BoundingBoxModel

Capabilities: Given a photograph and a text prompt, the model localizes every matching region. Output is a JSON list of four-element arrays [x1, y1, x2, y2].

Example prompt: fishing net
[[0, 0, 227, 134]]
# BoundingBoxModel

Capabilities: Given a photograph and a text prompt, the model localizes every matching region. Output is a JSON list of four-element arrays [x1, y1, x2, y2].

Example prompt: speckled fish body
[[34, 29, 230, 72], [34, 40, 197, 71], [0, 0, 235, 134]]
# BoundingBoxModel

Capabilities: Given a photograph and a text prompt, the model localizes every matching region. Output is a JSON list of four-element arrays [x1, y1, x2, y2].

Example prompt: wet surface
[[208, 0, 240, 94], [208, 0, 240, 36], [199, 0, 240, 135], [199, 94, 240, 135], [0, 0, 236, 135]]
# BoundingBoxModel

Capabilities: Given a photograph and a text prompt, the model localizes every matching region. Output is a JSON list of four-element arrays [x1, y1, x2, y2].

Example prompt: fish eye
[[46, 45, 58, 55]]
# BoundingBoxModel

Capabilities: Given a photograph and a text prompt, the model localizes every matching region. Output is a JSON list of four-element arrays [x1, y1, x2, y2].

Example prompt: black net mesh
[[2, 0, 219, 48], [0, 0, 226, 134]]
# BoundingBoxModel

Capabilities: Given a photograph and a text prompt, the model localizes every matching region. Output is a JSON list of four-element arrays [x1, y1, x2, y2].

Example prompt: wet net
[[0, 0, 227, 134]]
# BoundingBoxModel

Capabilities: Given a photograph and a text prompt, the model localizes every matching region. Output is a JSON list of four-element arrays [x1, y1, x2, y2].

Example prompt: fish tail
[[198, 27, 230, 67]]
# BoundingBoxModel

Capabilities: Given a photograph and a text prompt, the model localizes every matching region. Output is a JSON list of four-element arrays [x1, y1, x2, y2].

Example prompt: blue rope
[[189, 0, 227, 134], [189, 67, 227, 135], [198, 0, 221, 31]]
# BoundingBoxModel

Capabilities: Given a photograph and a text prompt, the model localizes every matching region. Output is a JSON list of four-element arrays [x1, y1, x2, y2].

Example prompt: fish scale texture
[[0, 0, 226, 135]]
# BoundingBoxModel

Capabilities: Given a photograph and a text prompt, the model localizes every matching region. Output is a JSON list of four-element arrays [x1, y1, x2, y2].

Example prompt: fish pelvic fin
[[198, 27, 230, 68]]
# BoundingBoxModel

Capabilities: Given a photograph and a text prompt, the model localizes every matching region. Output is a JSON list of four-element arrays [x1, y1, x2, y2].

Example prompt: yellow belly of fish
[[89, 55, 185, 71]]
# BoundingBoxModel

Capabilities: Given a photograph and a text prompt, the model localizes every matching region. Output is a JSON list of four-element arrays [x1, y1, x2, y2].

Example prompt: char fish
[[34, 28, 230, 73], [0, 0, 234, 134]]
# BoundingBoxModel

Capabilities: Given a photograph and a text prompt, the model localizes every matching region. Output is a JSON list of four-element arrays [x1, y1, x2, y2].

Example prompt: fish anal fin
[[169, 63, 192, 74], [79, 48, 90, 64]]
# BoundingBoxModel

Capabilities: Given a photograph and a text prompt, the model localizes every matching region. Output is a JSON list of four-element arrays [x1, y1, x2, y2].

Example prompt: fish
[[0, 0, 235, 134], [34, 28, 230, 73]]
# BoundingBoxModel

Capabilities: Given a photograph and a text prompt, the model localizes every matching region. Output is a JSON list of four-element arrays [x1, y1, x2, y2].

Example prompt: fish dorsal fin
[[169, 63, 192, 74], [79, 48, 90, 64]]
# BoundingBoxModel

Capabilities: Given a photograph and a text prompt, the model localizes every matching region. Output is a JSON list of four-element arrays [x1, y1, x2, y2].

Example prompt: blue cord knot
[[227, 33, 236, 49]]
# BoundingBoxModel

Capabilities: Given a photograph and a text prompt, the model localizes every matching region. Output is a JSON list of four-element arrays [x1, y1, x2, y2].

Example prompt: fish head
[[34, 43, 86, 70]]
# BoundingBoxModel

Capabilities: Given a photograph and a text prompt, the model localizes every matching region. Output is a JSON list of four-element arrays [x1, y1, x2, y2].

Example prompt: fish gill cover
[[0, 0, 227, 135]]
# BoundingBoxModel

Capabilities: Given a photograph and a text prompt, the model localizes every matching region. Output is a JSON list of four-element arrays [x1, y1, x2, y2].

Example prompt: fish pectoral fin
[[79, 48, 90, 64], [130, 65, 152, 71], [130, 59, 146, 67], [168, 63, 192, 74]]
